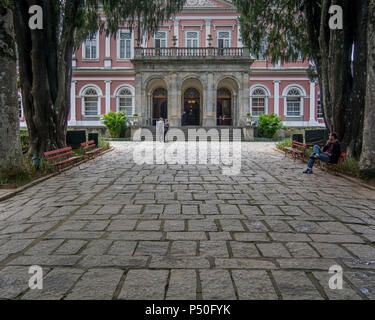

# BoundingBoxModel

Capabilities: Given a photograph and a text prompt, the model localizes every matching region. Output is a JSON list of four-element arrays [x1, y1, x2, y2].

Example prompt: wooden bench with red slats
[[284, 140, 307, 162], [43, 146, 82, 168], [81, 140, 103, 157], [323, 152, 347, 174]]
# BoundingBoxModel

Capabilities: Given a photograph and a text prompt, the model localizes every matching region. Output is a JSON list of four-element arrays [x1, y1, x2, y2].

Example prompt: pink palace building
[[21, 0, 325, 130]]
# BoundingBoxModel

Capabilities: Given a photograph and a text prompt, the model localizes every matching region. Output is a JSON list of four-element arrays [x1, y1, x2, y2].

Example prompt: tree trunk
[[12, 0, 79, 157], [360, 0, 375, 178], [0, 4, 24, 173], [305, 0, 366, 158]]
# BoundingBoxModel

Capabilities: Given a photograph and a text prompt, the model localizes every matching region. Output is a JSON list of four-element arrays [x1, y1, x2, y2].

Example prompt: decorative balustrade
[[134, 47, 251, 60]]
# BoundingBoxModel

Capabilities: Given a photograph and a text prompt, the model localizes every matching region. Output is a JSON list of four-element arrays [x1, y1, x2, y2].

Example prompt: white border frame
[[249, 84, 271, 116], [79, 84, 103, 117], [282, 84, 306, 117], [82, 31, 99, 60], [216, 29, 232, 48], [117, 29, 134, 60], [114, 84, 135, 116], [185, 30, 200, 47]]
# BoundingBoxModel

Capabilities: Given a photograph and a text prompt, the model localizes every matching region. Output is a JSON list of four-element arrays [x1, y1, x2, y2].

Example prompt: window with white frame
[[251, 88, 268, 116], [155, 31, 167, 48], [83, 88, 99, 116], [186, 31, 199, 48], [18, 92, 23, 119], [217, 31, 231, 48], [317, 92, 324, 118], [84, 33, 98, 59], [118, 31, 132, 59], [117, 87, 134, 116], [286, 88, 303, 117]]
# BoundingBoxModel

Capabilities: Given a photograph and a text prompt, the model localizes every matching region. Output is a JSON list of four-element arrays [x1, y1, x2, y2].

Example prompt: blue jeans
[[307, 145, 331, 169]]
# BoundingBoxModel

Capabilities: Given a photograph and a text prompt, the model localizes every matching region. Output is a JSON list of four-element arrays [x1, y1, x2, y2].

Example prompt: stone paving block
[[309, 234, 364, 243], [108, 241, 137, 255], [166, 270, 196, 300], [8, 255, 81, 266], [48, 231, 104, 240], [219, 204, 240, 215], [149, 256, 210, 269], [0, 239, 34, 256], [260, 205, 285, 216], [345, 271, 375, 299], [25, 239, 65, 255], [199, 204, 219, 215], [233, 233, 269, 242], [200, 270, 236, 300], [199, 241, 229, 257], [0, 266, 36, 299], [272, 271, 323, 300], [215, 258, 277, 269], [269, 233, 311, 242], [232, 270, 278, 300], [22, 268, 85, 300], [243, 220, 269, 232], [311, 243, 354, 259], [81, 240, 113, 255], [188, 220, 217, 231], [107, 220, 137, 231], [285, 242, 319, 258], [163, 220, 185, 231], [257, 243, 291, 258], [78, 255, 148, 268], [230, 241, 260, 258], [167, 232, 207, 240], [277, 258, 337, 270], [136, 220, 162, 231], [119, 270, 169, 300], [288, 220, 326, 234], [83, 220, 110, 231], [313, 271, 362, 300], [219, 219, 244, 232], [65, 268, 124, 300], [55, 240, 87, 255], [108, 231, 163, 241], [143, 205, 164, 214], [182, 205, 199, 215], [343, 244, 375, 260], [209, 232, 233, 240], [170, 241, 197, 256], [317, 222, 354, 234], [134, 241, 169, 256]]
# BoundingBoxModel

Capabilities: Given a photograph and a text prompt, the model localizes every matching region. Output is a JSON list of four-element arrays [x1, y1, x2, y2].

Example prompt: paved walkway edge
[[0, 148, 113, 203]]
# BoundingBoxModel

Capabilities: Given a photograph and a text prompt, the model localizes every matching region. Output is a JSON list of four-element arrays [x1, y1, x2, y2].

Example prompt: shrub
[[276, 139, 292, 151], [102, 111, 129, 138], [257, 113, 283, 138]]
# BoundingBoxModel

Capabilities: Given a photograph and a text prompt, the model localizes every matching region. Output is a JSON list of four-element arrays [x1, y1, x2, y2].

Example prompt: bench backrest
[[292, 140, 307, 149], [81, 140, 96, 153], [43, 147, 73, 163]]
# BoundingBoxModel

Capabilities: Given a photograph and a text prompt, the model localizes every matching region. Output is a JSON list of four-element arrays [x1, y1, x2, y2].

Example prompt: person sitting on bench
[[303, 132, 341, 174]]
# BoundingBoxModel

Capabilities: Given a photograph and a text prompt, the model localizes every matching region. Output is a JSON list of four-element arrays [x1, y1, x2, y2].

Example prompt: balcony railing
[[134, 47, 251, 60]]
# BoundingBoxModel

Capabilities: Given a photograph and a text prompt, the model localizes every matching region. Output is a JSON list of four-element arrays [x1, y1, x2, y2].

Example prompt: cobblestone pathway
[[0, 142, 375, 300]]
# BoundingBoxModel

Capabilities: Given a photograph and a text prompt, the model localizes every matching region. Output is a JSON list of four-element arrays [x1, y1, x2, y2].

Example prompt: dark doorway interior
[[152, 88, 168, 125], [217, 88, 232, 126], [183, 88, 200, 126]]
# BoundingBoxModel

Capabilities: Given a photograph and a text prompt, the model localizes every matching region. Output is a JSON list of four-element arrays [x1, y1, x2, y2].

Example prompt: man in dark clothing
[[303, 132, 341, 174]]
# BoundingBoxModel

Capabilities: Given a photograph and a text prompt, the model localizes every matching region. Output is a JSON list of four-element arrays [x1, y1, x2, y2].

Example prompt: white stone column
[[174, 18, 180, 46], [104, 33, 111, 68], [273, 81, 280, 116], [205, 19, 211, 47], [105, 80, 111, 114], [309, 81, 316, 124], [70, 80, 77, 125]]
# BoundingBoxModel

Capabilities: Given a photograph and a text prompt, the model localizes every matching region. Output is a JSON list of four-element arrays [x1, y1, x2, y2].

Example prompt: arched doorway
[[152, 88, 168, 126], [183, 88, 200, 126], [217, 88, 232, 126]]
